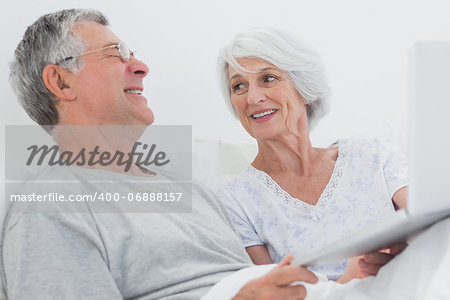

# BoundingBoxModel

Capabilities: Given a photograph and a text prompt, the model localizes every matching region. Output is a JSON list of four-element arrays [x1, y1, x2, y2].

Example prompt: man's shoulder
[[3, 167, 103, 233]]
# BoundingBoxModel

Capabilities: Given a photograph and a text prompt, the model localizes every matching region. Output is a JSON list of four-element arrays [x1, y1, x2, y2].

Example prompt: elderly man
[[2, 9, 318, 300]]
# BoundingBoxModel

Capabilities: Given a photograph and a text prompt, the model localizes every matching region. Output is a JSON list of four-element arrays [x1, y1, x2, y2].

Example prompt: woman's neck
[[252, 133, 318, 176]]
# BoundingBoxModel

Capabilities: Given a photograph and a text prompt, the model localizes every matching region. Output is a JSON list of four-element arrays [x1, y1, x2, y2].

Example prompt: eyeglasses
[[55, 41, 133, 65]]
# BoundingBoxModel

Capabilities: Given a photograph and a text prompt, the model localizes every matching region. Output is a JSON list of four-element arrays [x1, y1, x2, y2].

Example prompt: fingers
[[275, 254, 294, 268], [359, 243, 408, 276], [344, 243, 408, 281], [374, 242, 408, 255], [362, 251, 394, 266], [236, 279, 309, 300], [236, 255, 317, 300], [359, 259, 382, 276], [271, 265, 318, 286], [389, 242, 408, 255], [236, 278, 309, 300], [282, 284, 307, 299], [359, 251, 395, 276], [362, 242, 408, 266], [266, 255, 318, 286]]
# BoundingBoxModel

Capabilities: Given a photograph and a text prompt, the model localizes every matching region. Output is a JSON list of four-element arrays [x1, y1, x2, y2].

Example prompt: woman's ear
[[42, 65, 76, 101]]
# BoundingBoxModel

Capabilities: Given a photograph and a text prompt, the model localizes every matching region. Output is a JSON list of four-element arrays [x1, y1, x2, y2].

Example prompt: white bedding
[[202, 217, 450, 299]]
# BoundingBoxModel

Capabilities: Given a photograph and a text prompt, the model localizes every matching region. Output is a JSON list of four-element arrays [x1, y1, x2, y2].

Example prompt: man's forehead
[[72, 21, 120, 48]]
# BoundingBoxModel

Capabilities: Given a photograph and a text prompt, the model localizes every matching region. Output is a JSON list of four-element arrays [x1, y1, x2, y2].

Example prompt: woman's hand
[[337, 243, 408, 283]]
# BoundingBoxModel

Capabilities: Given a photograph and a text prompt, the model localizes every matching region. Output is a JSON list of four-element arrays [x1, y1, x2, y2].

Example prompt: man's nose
[[127, 56, 149, 78], [247, 84, 266, 105]]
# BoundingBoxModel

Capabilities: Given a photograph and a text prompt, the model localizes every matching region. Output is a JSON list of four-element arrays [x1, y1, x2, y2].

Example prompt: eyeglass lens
[[118, 42, 130, 61]]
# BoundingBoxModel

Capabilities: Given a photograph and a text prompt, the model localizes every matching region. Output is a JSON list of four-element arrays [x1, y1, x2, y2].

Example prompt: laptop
[[292, 42, 450, 267]]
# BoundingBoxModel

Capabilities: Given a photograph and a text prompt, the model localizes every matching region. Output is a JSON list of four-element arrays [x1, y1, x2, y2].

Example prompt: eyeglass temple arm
[[55, 44, 119, 65]]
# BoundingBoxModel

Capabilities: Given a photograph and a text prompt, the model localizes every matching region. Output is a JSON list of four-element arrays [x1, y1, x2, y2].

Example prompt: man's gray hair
[[9, 9, 108, 129], [217, 27, 331, 131]]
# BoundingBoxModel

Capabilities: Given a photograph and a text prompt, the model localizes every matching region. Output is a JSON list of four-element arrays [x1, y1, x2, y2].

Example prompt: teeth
[[252, 109, 277, 119], [125, 89, 142, 95]]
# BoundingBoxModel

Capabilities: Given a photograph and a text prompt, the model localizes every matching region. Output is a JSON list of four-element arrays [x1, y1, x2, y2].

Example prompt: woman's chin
[[249, 130, 280, 141]]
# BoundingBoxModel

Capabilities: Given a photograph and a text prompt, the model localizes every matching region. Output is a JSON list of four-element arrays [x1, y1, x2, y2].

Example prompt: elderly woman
[[216, 28, 408, 282]]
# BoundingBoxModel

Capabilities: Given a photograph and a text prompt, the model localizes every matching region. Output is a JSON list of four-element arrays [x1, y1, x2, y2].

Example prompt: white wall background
[[1, 0, 450, 164]]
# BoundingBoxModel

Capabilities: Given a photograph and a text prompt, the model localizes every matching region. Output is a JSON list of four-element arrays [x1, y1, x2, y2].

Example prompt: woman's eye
[[265, 75, 276, 82], [233, 83, 244, 92]]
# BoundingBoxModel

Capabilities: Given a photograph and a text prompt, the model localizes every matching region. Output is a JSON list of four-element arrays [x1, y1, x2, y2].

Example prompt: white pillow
[[192, 139, 257, 192]]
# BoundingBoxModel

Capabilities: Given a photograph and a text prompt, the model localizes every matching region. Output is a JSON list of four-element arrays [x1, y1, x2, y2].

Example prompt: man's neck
[[51, 125, 151, 176]]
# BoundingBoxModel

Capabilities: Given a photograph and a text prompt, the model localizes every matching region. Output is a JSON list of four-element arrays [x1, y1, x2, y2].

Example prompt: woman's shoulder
[[336, 136, 392, 155], [220, 165, 257, 191], [335, 137, 407, 170], [218, 165, 275, 203], [336, 136, 383, 147]]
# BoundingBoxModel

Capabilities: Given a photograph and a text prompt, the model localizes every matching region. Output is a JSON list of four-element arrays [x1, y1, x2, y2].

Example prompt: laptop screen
[[408, 42, 450, 215]]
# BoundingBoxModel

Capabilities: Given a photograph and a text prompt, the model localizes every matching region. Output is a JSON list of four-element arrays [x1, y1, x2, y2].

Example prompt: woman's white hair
[[217, 27, 331, 131]]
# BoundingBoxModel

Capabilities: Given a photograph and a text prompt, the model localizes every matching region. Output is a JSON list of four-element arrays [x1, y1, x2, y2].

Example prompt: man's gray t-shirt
[[1, 167, 252, 299]]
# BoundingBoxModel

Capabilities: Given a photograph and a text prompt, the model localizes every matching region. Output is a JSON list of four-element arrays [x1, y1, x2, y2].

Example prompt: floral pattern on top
[[218, 138, 408, 280]]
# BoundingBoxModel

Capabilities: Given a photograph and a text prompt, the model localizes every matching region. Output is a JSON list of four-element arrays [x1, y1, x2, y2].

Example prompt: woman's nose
[[247, 84, 266, 105]]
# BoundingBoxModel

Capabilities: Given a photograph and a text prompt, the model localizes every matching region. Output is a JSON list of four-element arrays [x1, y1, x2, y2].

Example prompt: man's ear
[[42, 65, 76, 101]]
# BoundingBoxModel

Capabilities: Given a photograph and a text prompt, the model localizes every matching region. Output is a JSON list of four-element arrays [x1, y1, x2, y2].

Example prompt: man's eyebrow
[[229, 67, 280, 81], [102, 41, 119, 47]]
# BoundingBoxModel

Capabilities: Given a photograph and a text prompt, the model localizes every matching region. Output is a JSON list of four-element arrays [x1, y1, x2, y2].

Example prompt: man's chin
[[131, 106, 154, 126], [143, 110, 155, 125]]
